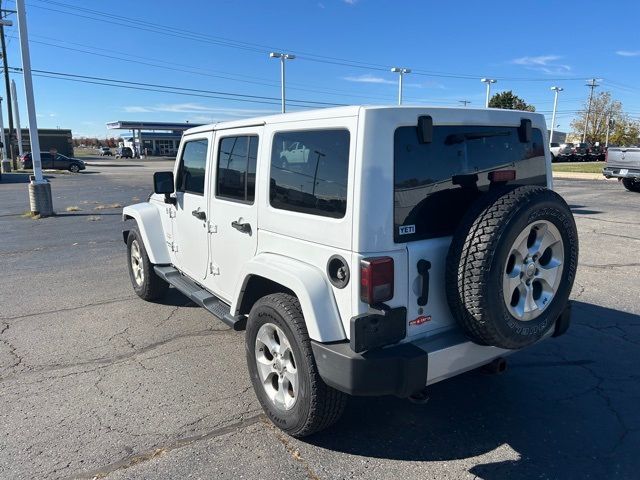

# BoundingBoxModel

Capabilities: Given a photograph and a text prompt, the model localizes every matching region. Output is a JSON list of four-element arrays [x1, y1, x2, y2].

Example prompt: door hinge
[[167, 241, 178, 253], [209, 262, 220, 275], [207, 221, 218, 234], [166, 207, 176, 218]]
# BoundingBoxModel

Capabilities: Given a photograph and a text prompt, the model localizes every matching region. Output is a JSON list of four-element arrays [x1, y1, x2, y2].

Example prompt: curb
[[552, 172, 615, 181]]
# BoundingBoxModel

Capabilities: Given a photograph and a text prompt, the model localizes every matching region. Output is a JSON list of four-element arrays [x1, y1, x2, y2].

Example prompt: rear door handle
[[417, 259, 431, 306], [231, 220, 252, 235], [192, 209, 206, 221]]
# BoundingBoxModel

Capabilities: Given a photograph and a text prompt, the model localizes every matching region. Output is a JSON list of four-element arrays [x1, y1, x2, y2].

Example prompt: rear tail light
[[360, 257, 394, 305], [488, 169, 516, 182]]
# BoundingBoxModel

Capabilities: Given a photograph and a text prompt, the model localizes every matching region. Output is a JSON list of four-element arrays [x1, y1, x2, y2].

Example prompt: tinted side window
[[176, 139, 208, 195], [216, 136, 258, 203], [394, 126, 546, 242], [270, 129, 350, 219]]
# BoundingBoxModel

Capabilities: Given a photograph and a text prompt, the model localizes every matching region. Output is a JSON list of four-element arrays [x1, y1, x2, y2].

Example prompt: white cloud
[[511, 55, 571, 74], [616, 50, 640, 57], [343, 74, 395, 85], [344, 0, 357, 4], [122, 103, 276, 121]]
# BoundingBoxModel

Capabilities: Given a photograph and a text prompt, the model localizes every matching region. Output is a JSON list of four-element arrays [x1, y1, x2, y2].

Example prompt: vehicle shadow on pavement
[[568, 204, 603, 215], [307, 301, 639, 479]]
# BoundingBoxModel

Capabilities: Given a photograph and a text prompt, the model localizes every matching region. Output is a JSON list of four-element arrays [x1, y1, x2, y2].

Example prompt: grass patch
[[552, 162, 604, 174], [87, 215, 102, 221], [65, 206, 81, 212], [21, 211, 56, 219]]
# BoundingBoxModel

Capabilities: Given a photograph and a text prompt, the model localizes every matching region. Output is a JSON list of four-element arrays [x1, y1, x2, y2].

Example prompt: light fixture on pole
[[459, 100, 471, 107], [16, 0, 53, 216], [549, 86, 563, 145], [391, 67, 411, 105], [269, 52, 295, 113], [481, 78, 497, 108]]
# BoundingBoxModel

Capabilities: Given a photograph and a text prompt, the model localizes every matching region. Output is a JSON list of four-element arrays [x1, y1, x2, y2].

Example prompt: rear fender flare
[[233, 253, 346, 343], [122, 203, 170, 265]]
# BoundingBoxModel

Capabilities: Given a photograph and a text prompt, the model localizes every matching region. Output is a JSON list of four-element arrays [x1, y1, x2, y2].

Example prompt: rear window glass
[[270, 129, 350, 219], [394, 125, 545, 242]]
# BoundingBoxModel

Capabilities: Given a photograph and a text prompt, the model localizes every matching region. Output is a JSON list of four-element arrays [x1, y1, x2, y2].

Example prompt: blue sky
[[3, 0, 640, 138]]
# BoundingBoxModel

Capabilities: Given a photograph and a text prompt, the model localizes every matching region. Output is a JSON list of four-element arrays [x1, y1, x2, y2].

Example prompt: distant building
[[106, 121, 202, 157], [548, 130, 567, 144], [4, 128, 74, 157]]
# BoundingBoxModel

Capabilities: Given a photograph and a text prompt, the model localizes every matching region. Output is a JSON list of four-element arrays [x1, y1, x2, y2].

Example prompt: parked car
[[589, 144, 606, 161], [603, 146, 640, 192], [557, 143, 575, 161], [20, 152, 86, 173], [98, 147, 113, 156], [572, 142, 590, 161], [549, 142, 561, 162], [116, 147, 133, 159], [123, 106, 578, 437]]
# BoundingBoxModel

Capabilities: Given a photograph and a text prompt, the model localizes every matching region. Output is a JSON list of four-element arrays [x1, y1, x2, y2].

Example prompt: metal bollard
[[1, 158, 11, 173]]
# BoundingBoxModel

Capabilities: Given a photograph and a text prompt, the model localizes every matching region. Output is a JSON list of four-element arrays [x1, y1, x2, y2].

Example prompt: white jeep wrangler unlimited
[[123, 106, 578, 437]]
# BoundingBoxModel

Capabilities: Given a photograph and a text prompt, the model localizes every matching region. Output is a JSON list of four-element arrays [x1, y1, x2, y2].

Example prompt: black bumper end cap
[[311, 340, 428, 398]]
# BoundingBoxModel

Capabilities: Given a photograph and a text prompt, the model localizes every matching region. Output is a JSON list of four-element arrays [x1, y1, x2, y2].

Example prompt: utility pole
[[459, 100, 471, 107], [269, 52, 295, 113], [481, 78, 497, 108], [391, 67, 411, 105], [0, 0, 15, 168], [549, 86, 563, 145], [583, 78, 599, 143], [0, 95, 9, 172]]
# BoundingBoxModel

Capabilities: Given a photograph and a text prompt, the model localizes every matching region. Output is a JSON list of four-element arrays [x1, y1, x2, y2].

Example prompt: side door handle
[[192, 209, 206, 221], [231, 220, 252, 235]]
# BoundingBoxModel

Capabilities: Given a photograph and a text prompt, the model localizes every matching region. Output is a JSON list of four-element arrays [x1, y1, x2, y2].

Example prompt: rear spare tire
[[446, 186, 578, 349]]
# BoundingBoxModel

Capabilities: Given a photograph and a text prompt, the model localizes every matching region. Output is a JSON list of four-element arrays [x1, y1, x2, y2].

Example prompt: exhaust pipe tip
[[481, 357, 508, 375]]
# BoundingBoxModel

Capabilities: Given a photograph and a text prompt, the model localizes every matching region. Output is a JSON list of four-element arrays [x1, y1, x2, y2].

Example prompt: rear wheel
[[246, 293, 346, 437], [622, 178, 640, 193], [126, 226, 168, 301], [446, 186, 578, 350]]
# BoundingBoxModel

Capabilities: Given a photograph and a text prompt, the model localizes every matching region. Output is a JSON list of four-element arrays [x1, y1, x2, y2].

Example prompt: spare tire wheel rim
[[254, 323, 298, 411], [503, 220, 564, 322]]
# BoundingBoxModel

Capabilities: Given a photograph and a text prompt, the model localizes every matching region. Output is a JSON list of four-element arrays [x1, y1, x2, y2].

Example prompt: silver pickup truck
[[603, 147, 640, 192]]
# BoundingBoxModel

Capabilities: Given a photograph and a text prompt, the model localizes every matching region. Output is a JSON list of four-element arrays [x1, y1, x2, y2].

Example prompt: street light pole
[[269, 52, 295, 113], [549, 86, 563, 145], [16, 0, 53, 215], [481, 78, 497, 108], [391, 67, 411, 105]]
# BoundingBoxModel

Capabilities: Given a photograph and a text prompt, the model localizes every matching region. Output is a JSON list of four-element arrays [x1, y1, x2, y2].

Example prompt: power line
[[8, 67, 348, 109], [7, 0, 603, 84]]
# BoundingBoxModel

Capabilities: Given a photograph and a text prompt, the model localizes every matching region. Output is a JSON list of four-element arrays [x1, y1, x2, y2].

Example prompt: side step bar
[[154, 265, 247, 331]]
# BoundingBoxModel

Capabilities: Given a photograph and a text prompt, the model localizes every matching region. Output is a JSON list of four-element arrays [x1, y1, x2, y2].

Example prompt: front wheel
[[622, 178, 640, 193], [69, 164, 80, 173], [126, 226, 169, 301], [246, 293, 346, 437]]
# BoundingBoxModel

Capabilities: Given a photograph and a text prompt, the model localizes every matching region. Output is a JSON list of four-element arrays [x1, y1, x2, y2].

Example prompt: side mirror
[[153, 171, 176, 204]]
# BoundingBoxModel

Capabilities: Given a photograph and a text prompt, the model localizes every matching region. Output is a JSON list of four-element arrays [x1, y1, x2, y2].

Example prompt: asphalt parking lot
[[1, 158, 639, 479]]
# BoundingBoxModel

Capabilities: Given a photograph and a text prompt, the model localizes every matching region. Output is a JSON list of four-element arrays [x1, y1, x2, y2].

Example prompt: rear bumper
[[603, 167, 640, 178], [312, 303, 572, 398]]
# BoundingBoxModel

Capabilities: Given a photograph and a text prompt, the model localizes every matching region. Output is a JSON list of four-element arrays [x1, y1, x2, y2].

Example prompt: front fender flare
[[122, 203, 171, 265], [233, 253, 346, 343]]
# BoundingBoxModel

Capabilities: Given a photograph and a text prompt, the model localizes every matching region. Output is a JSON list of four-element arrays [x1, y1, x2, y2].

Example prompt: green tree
[[570, 91, 640, 145], [488, 91, 536, 111]]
